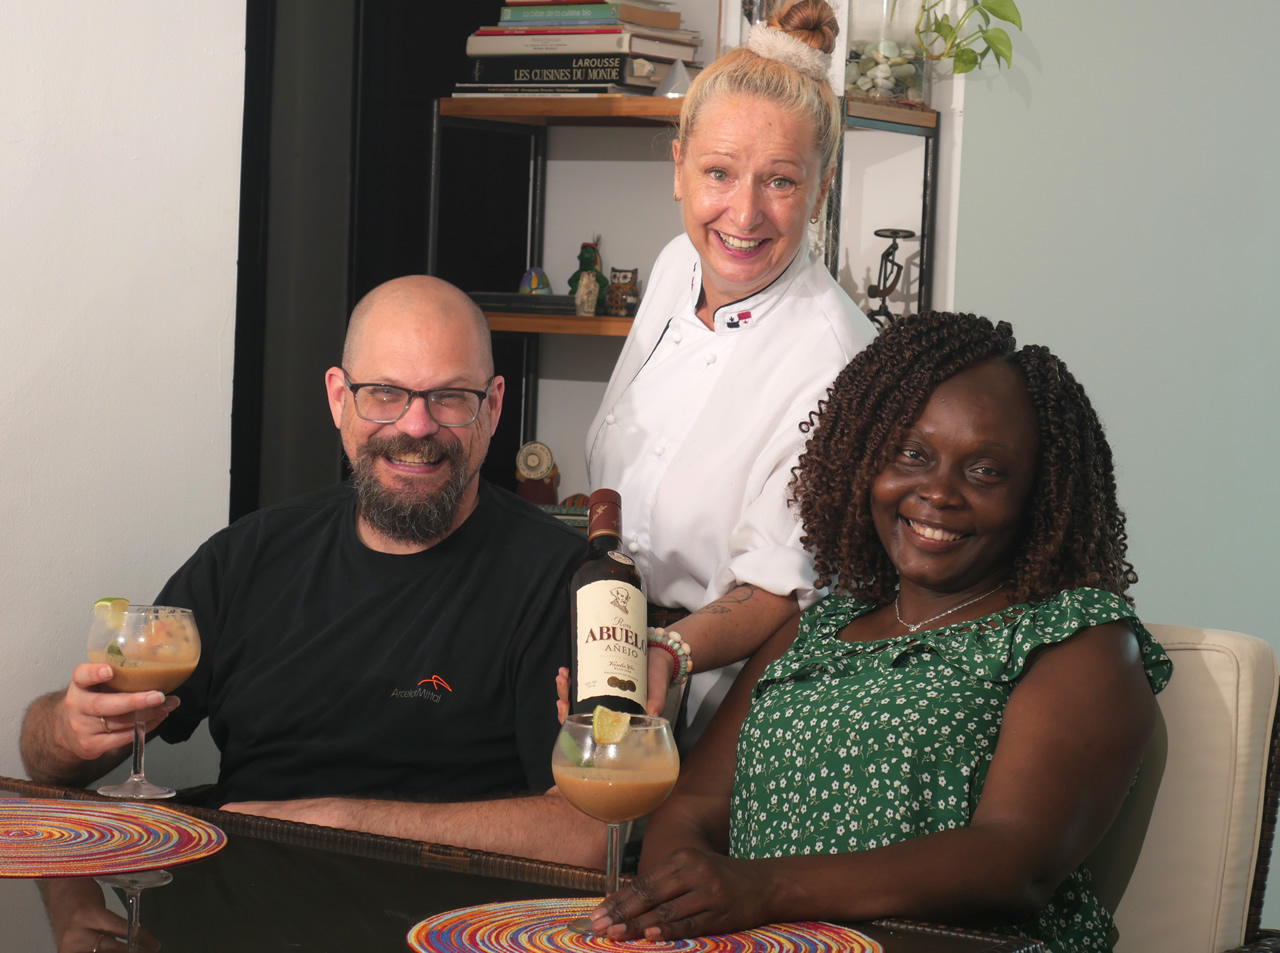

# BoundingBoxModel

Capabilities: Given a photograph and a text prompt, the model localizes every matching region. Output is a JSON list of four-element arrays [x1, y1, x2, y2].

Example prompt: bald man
[[20, 277, 601, 866]]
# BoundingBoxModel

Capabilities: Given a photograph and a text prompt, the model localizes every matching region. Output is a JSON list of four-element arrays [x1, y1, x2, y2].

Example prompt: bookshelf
[[439, 96, 682, 127], [847, 98, 938, 130], [429, 95, 940, 326], [428, 92, 940, 487], [486, 311, 633, 336], [427, 96, 683, 338], [842, 99, 940, 313]]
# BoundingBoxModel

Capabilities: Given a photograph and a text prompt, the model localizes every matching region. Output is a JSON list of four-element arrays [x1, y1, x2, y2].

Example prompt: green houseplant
[[911, 0, 1023, 73], [847, 0, 1023, 107]]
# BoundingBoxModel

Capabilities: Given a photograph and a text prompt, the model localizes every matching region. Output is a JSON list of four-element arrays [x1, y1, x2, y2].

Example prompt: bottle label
[[574, 579, 647, 707]]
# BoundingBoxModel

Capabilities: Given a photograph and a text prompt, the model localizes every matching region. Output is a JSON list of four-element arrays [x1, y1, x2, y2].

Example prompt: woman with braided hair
[[588, 313, 1172, 952]]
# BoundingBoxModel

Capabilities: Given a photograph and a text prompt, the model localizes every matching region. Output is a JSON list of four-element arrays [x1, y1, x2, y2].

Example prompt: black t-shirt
[[156, 481, 584, 807]]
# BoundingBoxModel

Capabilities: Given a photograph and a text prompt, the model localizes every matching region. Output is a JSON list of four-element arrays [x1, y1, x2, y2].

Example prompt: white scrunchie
[[746, 23, 831, 82]]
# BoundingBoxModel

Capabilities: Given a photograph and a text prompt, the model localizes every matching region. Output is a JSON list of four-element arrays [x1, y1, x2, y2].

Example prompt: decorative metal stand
[[866, 227, 916, 329]]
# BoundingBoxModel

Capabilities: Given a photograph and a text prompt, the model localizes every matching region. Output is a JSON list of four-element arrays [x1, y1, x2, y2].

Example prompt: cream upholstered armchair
[[1083, 625, 1280, 953]]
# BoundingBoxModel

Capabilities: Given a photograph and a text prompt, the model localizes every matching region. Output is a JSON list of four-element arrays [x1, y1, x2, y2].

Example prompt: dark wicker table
[[0, 776, 1041, 952]]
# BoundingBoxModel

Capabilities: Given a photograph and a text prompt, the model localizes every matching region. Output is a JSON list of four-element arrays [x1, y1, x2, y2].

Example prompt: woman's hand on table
[[59, 663, 180, 759], [589, 847, 774, 941]]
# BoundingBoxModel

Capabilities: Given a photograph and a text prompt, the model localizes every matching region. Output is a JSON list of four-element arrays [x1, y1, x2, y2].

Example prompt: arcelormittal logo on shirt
[[390, 674, 452, 703]]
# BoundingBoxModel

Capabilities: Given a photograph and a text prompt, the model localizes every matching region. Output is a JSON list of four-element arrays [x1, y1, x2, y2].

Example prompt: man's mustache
[[361, 434, 460, 464]]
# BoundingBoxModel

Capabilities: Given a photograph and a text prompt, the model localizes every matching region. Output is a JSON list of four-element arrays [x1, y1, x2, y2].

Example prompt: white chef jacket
[[586, 233, 875, 724]]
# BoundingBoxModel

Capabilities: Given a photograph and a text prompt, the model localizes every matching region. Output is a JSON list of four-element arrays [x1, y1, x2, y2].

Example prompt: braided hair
[[790, 312, 1137, 606]]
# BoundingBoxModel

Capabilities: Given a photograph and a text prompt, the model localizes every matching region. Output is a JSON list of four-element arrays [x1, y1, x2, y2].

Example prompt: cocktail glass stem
[[604, 822, 624, 894], [566, 822, 626, 935], [124, 883, 143, 951], [128, 713, 147, 785], [98, 713, 175, 798], [98, 870, 171, 953]]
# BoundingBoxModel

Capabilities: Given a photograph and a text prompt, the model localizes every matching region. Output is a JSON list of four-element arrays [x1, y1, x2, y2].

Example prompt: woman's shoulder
[[954, 588, 1173, 692], [791, 592, 874, 647], [1012, 587, 1142, 642], [787, 254, 877, 357], [650, 232, 698, 275], [627, 233, 697, 325]]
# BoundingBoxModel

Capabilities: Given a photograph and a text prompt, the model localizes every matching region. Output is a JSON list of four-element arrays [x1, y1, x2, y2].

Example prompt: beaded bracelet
[[648, 626, 692, 686]]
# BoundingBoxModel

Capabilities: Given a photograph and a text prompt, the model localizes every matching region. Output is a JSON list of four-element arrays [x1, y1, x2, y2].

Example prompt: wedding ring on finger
[[100, 716, 109, 733]]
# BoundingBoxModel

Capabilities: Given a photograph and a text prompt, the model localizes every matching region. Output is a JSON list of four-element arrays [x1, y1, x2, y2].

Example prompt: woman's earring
[[673, 192, 680, 201], [809, 215, 821, 224]]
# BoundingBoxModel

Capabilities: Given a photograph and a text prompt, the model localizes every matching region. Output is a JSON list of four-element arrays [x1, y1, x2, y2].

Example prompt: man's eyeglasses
[[342, 370, 493, 427]]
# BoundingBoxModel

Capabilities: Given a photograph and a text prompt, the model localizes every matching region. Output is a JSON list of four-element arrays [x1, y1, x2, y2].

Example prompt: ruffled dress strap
[[761, 587, 1172, 697], [933, 587, 1172, 692]]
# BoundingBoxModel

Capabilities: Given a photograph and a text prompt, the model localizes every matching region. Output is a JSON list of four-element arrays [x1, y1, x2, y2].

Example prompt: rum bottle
[[569, 488, 647, 715]]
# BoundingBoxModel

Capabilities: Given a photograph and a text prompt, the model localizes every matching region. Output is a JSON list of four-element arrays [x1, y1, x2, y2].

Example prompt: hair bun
[[771, 0, 839, 56]]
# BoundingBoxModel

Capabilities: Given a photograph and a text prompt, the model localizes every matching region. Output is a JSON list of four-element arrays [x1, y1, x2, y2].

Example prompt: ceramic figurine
[[568, 241, 609, 316], [605, 267, 640, 317], [519, 266, 552, 294], [574, 272, 601, 317], [514, 441, 558, 505]]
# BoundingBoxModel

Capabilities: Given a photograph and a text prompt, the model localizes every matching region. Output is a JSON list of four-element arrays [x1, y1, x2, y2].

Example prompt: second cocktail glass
[[552, 713, 679, 929], [86, 603, 201, 799]]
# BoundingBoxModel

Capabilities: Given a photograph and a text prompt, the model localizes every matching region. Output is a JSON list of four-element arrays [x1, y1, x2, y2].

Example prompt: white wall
[[952, 0, 1280, 926], [537, 125, 680, 496], [0, 1, 244, 788]]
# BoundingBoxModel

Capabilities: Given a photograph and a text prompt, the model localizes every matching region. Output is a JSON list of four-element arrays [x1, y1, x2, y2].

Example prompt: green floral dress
[[728, 587, 1172, 953]]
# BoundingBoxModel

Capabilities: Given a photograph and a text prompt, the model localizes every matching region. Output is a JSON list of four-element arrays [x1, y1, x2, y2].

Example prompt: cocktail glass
[[551, 713, 679, 932], [87, 604, 201, 799], [96, 869, 171, 952]]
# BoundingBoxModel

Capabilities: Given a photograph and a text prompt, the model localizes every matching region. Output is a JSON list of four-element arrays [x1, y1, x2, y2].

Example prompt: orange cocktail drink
[[552, 763, 679, 824], [552, 713, 679, 908]]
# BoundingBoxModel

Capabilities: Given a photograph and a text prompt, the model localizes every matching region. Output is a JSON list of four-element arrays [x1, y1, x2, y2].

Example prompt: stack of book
[[456, 0, 701, 98]]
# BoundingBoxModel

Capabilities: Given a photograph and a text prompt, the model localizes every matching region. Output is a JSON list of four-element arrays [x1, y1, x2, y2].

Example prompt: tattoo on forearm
[[690, 584, 758, 617]]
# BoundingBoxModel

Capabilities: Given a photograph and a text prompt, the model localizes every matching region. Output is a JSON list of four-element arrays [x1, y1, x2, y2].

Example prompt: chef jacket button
[[628, 542, 640, 553], [705, 353, 717, 365], [654, 445, 665, 456], [605, 413, 616, 424]]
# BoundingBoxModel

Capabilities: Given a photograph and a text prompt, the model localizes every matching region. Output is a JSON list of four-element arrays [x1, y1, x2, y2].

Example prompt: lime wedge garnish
[[93, 597, 129, 630], [592, 706, 631, 745], [557, 730, 588, 767]]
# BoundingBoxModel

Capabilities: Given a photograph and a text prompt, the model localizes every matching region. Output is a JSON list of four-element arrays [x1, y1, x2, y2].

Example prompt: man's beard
[[351, 433, 471, 546]]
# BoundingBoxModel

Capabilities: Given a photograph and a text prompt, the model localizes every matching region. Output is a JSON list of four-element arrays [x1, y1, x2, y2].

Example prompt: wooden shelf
[[485, 311, 634, 336], [440, 96, 682, 126], [846, 99, 938, 134]]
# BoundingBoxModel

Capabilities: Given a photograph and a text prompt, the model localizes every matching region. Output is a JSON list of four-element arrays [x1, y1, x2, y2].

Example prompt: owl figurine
[[605, 268, 640, 317]]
